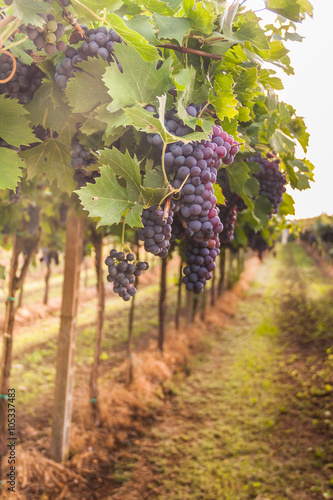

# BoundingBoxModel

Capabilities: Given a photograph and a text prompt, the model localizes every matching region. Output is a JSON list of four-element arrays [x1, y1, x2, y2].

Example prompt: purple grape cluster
[[219, 204, 238, 244], [71, 135, 100, 188], [0, 54, 44, 104], [138, 200, 177, 258], [248, 153, 287, 215], [183, 237, 220, 294], [19, 13, 66, 55], [105, 250, 149, 301], [55, 26, 122, 88]]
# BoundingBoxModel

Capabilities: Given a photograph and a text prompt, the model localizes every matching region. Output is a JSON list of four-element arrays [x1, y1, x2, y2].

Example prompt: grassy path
[[112, 244, 333, 500]]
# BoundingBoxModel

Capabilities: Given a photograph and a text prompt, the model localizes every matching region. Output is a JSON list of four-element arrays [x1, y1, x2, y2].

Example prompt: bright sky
[[245, 0, 333, 219]]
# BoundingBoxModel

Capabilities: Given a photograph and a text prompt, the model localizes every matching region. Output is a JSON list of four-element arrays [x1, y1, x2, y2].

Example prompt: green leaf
[[265, 0, 301, 22], [295, 171, 311, 190], [125, 15, 158, 46], [270, 129, 295, 155], [135, 0, 175, 15], [66, 58, 110, 114], [95, 106, 131, 138], [20, 137, 76, 194], [226, 161, 250, 195], [98, 148, 142, 200], [214, 183, 225, 205], [278, 192, 295, 216], [223, 21, 270, 50], [244, 176, 260, 198], [234, 68, 259, 102], [0, 95, 38, 147], [210, 74, 238, 121], [259, 69, 284, 90], [183, 0, 214, 34], [12, 0, 50, 27], [70, 0, 123, 20], [144, 168, 165, 189], [76, 166, 139, 226], [0, 148, 24, 190], [104, 44, 173, 111], [254, 195, 272, 227], [26, 80, 71, 133], [106, 13, 160, 61], [153, 13, 191, 44]]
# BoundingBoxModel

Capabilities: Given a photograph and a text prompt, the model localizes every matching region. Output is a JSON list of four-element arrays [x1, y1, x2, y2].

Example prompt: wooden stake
[[89, 228, 105, 426], [175, 255, 183, 330], [218, 248, 226, 296], [158, 257, 167, 352], [50, 211, 84, 462]]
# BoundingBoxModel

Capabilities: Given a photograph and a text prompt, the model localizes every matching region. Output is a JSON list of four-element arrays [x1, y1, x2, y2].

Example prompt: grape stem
[[156, 43, 222, 60], [71, 0, 106, 22], [0, 18, 21, 49], [0, 14, 15, 32], [162, 196, 171, 221], [197, 102, 209, 118], [161, 141, 168, 187]]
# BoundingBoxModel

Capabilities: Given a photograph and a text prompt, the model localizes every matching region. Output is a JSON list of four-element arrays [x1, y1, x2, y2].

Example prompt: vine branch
[[0, 14, 15, 31], [156, 43, 222, 61]]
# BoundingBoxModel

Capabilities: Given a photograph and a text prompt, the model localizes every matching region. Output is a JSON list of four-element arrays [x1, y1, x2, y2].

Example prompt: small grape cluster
[[247, 153, 287, 215], [183, 239, 220, 294], [0, 53, 44, 104], [105, 250, 149, 301], [19, 14, 66, 55], [55, 26, 122, 88], [216, 168, 246, 244], [138, 200, 176, 258], [219, 204, 238, 244], [71, 135, 100, 188]]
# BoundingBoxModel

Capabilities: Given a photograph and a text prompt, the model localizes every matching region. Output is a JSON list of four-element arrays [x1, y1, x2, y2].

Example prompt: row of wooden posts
[[0, 208, 245, 475]]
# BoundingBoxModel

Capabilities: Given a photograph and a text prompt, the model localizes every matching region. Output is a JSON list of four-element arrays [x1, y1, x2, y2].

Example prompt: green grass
[[113, 243, 333, 500]]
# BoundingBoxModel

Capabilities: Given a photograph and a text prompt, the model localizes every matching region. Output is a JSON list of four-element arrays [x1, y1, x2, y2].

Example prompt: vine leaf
[[254, 195, 272, 227], [77, 149, 168, 227], [278, 192, 295, 216], [20, 137, 75, 194], [214, 183, 225, 205], [11, 0, 50, 27], [153, 14, 191, 44], [0, 95, 38, 147], [0, 149, 23, 191], [209, 73, 238, 121], [222, 21, 269, 51], [106, 13, 160, 61], [66, 58, 110, 114], [104, 44, 173, 111], [26, 80, 71, 133]]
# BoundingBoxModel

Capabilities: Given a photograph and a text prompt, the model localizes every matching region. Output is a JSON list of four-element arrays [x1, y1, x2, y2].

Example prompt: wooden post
[[227, 248, 233, 290], [0, 235, 21, 480], [89, 228, 105, 426], [127, 234, 139, 385], [50, 211, 84, 462], [185, 290, 193, 326], [43, 261, 51, 305], [218, 248, 226, 296], [175, 255, 183, 330], [158, 257, 167, 352], [200, 287, 206, 321], [210, 270, 216, 307], [0, 233, 39, 479]]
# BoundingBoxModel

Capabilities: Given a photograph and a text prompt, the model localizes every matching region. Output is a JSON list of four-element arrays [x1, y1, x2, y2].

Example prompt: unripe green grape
[[46, 32, 57, 44], [46, 20, 58, 33]]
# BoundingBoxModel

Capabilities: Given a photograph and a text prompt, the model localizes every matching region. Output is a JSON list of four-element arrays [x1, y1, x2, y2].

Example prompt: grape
[[55, 26, 122, 88], [70, 135, 100, 188], [247, 153, 287, 215], [105, 250, 149, 300], [0, 53, 44, 104], [219, 204, 237, 244], [47, 20, 58, 33]]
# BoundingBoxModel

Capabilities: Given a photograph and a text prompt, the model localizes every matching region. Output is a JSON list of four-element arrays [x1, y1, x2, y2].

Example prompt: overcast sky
[[245, 0, 333, 219]]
